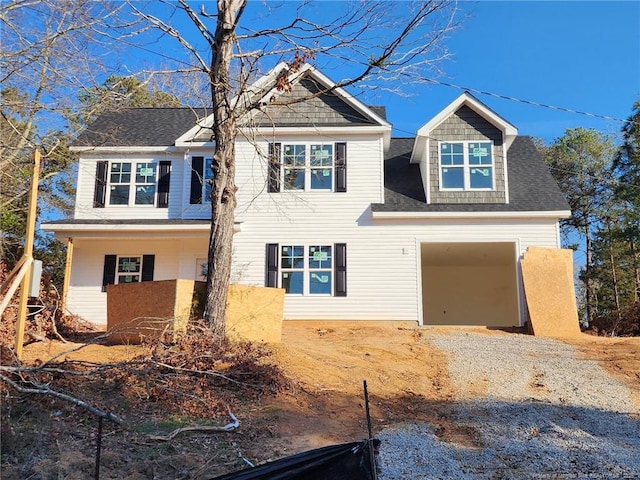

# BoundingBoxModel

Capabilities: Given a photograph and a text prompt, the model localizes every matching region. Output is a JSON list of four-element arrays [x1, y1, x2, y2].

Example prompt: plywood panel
[[521, 247, 581, 338], [106, 279, 193, 344], [226, 285, 285, 343]]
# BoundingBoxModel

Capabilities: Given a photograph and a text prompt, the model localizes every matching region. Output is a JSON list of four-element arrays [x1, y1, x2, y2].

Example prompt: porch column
[[62, 237, 73, 314]]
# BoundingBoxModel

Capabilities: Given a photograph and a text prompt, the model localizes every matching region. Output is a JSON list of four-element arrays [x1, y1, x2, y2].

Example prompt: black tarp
[[208, 439, 380, 480]]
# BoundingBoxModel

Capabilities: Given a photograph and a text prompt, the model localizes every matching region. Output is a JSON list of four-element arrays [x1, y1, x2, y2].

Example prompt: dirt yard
[[4, 324, 639, 479]]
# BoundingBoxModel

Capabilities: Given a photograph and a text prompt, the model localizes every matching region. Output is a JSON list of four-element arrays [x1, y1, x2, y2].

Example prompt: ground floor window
[[117, 256, 141, 283], [280, 245, 333, 295], [266, 243, 346, 296], [102, 254, 155, 291]]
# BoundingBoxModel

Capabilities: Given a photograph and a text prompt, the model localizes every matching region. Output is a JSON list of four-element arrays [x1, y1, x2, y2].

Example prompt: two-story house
[[42, 63, 570, 328]]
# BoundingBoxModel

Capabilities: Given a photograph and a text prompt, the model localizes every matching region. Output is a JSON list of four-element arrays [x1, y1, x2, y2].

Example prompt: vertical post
[[62, 237, 73, 314], [15, 150, 41, 359], [94, 416, 103, 480], [363, 380, 378, 480]]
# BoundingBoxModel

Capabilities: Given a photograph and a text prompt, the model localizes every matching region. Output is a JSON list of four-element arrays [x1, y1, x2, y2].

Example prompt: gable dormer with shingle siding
[[410, 92, 518, 205]]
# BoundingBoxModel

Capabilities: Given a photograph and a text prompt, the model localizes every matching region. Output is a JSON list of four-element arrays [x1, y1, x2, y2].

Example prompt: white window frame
[[438, 141, 495, 191], [281, 143, 334, 192], [280, 244, 333, 296], [107, 161, 159, 206], [115, 255, 142, 284]]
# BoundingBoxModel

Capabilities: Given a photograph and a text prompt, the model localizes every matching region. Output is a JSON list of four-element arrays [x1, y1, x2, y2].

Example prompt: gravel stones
[[377, 331, 640, 479]]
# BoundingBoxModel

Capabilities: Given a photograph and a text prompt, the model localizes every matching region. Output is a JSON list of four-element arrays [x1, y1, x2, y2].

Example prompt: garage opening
[[421, 242, 520, 327]]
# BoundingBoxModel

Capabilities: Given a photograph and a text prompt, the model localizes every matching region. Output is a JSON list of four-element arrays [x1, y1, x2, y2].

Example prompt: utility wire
[[417, 77, 632, 125]]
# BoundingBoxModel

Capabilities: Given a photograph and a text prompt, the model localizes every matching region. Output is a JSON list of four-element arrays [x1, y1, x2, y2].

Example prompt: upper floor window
[[268, 142, 347, 193], [108, 162, 158, 205], [94, 160, 171, 209], [190, 156, 214, 204], [440, 141, 494, 190], [283, 144, 333, 191]]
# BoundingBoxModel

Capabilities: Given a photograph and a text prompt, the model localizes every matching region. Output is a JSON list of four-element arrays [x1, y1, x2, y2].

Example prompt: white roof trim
[[242, 125, 391, 136], [411, 92, 518, 163], [41, 222, 242, 233], [371, 210, 572, 220]]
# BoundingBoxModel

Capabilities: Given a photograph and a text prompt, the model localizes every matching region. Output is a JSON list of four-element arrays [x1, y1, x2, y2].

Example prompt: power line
[[417, 77, 632, 124]]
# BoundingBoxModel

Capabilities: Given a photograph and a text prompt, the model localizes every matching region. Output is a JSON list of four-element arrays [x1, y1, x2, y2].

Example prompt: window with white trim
[[439, 141, 494, 190], [280, 245, 333, 295], [116, 256, 142, 283], [108, 162, 158, 205], [282, 144, 333, 191]]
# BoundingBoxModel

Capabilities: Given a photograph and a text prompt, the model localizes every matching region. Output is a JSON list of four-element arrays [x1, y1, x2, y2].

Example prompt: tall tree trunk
[[607, 222, 622, 335], [585, 225, 595, 325], [630, 235, 640, 303], [203, 0, 245, 336]]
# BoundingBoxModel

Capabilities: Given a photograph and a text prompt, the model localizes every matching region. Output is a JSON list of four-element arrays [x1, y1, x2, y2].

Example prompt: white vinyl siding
[[234, 135, 384, 214], [231, 217, 561, 322]]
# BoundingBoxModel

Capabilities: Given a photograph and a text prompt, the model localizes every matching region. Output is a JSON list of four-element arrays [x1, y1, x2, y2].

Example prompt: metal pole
[[363, 380, 378, 480], [15, 150, 40, 359], [94, 416, 103, 480]]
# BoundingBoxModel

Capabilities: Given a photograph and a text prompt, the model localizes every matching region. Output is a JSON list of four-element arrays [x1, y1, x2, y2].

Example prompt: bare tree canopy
[[122, 0, 459, 334]]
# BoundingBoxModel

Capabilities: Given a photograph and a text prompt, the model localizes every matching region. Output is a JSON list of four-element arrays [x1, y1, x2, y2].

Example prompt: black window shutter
[[334, 243, 347, 296], [102, 254, 116, 292], [157, 161, 171, 208], [335, 142, 347, 192], [265, 243, 279, 287], [93, 161, 108, 208], [141, 255, 155, 282], [268, 143, 281, 193], [190, 156, 204, 204]]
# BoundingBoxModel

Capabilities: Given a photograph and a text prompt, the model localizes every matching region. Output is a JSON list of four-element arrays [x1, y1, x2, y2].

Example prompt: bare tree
[[126, 0, 457, 336], [0, 0, 145, 263]]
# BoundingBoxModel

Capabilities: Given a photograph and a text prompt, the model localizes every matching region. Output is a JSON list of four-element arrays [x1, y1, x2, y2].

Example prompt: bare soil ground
[[2, 325, 638, 479]]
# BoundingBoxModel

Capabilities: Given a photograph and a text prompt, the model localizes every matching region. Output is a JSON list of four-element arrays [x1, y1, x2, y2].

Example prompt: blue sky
[[386, 1, 640, 142], [132, 1, 639, 144]]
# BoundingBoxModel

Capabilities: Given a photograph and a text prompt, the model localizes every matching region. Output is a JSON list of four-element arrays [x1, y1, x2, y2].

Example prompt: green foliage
[[74, 75, 182, 127], [541, 105, 640, 334]]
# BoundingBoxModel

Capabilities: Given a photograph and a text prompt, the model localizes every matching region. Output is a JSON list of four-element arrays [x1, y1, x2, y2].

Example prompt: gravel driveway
[[377, 331, 640, 479]]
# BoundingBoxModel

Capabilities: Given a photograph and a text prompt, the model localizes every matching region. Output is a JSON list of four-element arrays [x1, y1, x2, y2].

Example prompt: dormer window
[[440, 141, 494, 190]]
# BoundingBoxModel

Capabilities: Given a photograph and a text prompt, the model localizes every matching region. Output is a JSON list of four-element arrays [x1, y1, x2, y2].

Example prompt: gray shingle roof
[[73, 105, 387, 147], [72, 108, 212, 147], [373, 136, 570, 213]]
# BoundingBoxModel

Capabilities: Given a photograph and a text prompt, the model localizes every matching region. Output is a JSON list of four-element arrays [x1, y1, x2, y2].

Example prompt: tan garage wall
[[422, 264, 519, 327]]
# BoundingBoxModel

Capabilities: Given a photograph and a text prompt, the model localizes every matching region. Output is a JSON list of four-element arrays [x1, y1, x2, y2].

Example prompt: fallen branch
[[148, 409, 240, 441], [0, 372, 124, 424]]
